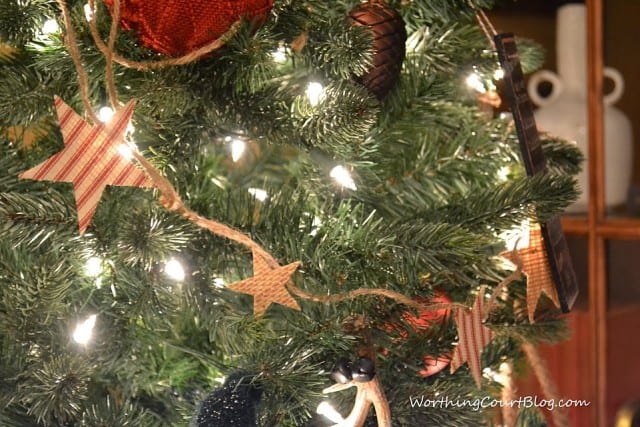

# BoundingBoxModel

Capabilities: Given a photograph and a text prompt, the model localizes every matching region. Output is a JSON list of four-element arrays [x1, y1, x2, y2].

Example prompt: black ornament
[[330, 357, 353, 384], [351, 357, 376, 383], [194, 371, 262, 427], [349, 1, 407, 101]]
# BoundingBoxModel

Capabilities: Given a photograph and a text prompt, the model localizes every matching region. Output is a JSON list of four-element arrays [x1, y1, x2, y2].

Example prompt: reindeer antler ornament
[[318, 357, 391, 427]]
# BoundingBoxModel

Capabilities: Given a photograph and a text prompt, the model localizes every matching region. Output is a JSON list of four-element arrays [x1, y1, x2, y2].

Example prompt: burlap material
[[104, 0, 273, 56], [228, 249, 301, 316], [503, 223, 561, 323]]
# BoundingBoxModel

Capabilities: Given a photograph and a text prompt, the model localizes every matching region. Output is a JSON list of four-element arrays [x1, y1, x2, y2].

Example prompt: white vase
[[527, 4, 633, 213]]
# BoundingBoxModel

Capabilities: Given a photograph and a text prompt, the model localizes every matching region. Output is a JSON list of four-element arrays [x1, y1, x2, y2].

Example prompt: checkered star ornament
[[450, 286, 495, 388], [19, 97, 153, 234]]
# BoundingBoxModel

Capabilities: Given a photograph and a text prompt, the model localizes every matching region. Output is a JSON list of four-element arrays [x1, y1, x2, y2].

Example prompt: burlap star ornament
[[228, 249, 301, 316], [502, 223, 561, 323]]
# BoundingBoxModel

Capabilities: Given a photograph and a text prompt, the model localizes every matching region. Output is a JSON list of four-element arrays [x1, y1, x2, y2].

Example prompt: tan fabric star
[[502, 223, 561, 323], [228, 249, 301, 316]]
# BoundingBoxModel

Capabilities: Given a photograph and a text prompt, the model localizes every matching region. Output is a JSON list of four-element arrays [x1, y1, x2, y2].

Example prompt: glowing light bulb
[[98, 106, 115, 123], [317, 402, 346, 424], [84, 256, 103, 277], [466, 72, 486, 93], [230, 138, 246, 162], [248, 188, 268, 201], [164, 258, 185, 282], [73, 314, 97, 345], [42, 19, 59, 35], [213, 278, 225, 288], [499, 220, 530, 252], [330, 165, 357, 190], [483, 362, 511, 386], [494, 68, 505, 80], [306, 82, 324, 106], [116, 143, 134, 160], [496, 165, 510, 182], [271, 46, 287, 63], [84, 3, 94, 21]]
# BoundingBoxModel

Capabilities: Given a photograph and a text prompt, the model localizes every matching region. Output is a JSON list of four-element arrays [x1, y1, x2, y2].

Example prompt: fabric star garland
[[450, 285, 495, 388], [502, 223, 561, 323], [228, 249, 301, 316], [19, 97, 153, 234]]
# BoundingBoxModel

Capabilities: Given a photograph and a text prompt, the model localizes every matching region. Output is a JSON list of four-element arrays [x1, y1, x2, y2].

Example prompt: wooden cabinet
[[490, 1, 640, 425]]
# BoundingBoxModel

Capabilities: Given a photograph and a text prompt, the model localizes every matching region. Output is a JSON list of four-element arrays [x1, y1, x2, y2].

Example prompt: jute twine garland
[[522, 341, 570, 427], [50, 4, 573, 426], [55, 0, 520, 316], [53, 9, 570, 420], [500, 361, 518, 427]]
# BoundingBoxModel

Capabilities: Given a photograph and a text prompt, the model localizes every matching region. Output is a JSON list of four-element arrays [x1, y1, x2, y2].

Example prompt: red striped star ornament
[[19, 97, 154, 234], [450, 285, 495, 388]]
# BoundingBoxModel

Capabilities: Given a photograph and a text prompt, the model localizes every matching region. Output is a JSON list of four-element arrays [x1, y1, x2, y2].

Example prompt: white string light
[[330, 165, 357, 190], [116, 143, 134, 160], [496, 165, 511, 182], [41, 19, 59, 35], [213, 278, 225, 288], [84, 3, 94, 22], [499, 219, 531, 252], [248, 188, 268, 202], [271, 46, 288, 63], [306, 82, 325, 107], [494, 68, 505, 80], [98, 106, 115, 123], [317, 401, 346, 424], [164, 258, 185, 282], [84, 256, 103, 277], [466, 72, 486, 93], [73, 314, 97, 345], [230, 138, 246, 162]]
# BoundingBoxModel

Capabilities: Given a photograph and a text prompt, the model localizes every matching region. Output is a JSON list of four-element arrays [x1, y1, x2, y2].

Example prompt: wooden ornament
[[494, 33, 579, 313]]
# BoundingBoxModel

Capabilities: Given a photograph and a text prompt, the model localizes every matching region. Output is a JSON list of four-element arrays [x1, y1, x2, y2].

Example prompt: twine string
[[521, 341, 570, 427], [484, 240, 524, 319], [104, 0, 121, 108], [500, 361, 518, 427], [55, 0, 99, 123], [131, 151, 280, 269], [286, 283, 469, 313], [467, 0, 498, 49]]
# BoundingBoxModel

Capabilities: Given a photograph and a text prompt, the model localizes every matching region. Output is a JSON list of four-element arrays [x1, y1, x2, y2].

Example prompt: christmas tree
[[0, 1, 582, 426]]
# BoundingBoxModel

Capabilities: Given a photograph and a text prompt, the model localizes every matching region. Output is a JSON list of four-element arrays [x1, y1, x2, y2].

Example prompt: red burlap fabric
[[104, 0, 274, 56]]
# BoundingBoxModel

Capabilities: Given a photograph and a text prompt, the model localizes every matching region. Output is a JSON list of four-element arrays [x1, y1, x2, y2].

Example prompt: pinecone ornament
[[349, 1, 407, 101]]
